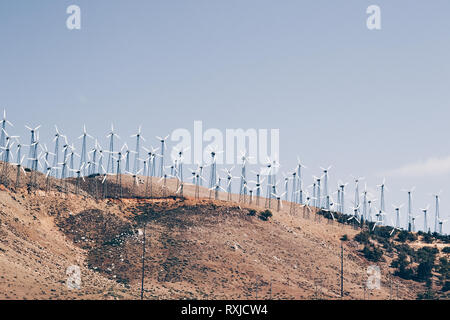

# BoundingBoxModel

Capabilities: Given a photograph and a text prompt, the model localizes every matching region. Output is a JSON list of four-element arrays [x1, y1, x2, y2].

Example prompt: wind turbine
[[315, 175, 322, 209], [438, 218, 448, 235], [320, 166, 332, 210], [377, 178, 388, 214], [222, 167, 236, 202], [361, 183, 369, 222], [389, 218, 401, 236], [238, 151, 251, 203], [69, 164, 85, 195], [338, 182, 348, 214], [52, 125, 64, 176], [156, 134, 169, 177], [301, 195, 313, 219], [11, 155, 26, 189], [401, 187, 415, 232], [78, 125, 93, 175], [206, 145, 223, 192], [0, 110, 13, 149], [352, 176, 364, 216], [432, 192, 442, 233], [250, 170, 264, 206], [392, 204, 404, 229], [272, 191, 286, 212], [348, 205, 361, 228], [1, 134, 15, 185], [411, 214, 420, 232], [173, 146, 189, 183], [295, 158, 306, 204], [25, 125, 41, 169], [131, 126, 145, 174], [106, 124, 120, 173], [421, 205, 430, 233]]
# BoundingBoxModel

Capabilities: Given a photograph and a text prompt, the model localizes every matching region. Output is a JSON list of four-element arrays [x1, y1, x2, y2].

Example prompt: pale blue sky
[[1, 1, 450, 233]]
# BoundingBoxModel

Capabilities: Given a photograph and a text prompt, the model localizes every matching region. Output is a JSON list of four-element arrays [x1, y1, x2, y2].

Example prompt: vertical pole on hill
[[140, 220, 147, 300], [269, 279, 272, 299], [340, 242, 344, 299], [396, 282, 399, 300], [389, 274, 392, 300]]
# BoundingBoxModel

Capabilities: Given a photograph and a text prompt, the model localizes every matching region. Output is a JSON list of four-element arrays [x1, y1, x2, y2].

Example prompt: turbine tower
[[353, 176, 364, 217], [434, 193, 441, 233], [295, 158, 306, 204], [377, 178, 387, 221], [401, 187, 415, 232], [156, 135, 169, 177], [238, 151, 249, 202], [421, 205, 430, 232], [0, 110, 13, 149], [321, 166, 332, 210], [78, 125, 93, 175], [52, 125, 63, 177], [131, 126, 145, 174], [25, 125, 41, 169], [106, 124, 120, 174]]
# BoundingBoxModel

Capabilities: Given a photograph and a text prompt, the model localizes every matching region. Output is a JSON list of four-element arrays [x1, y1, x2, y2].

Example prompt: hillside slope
[[0, 173, 432, 300]]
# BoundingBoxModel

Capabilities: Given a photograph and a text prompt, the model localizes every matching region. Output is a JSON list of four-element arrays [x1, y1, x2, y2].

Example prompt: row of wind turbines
[[0, 110, 447, 235]]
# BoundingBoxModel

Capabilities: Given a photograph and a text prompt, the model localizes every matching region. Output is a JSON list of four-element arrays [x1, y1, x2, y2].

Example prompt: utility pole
[[269, 279, 272, 299], [340, 242, 344, 299], [140, 220, 147, 300]]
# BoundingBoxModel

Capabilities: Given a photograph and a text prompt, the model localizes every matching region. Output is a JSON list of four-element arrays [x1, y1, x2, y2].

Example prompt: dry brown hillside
[[0, 167, 437, 300]]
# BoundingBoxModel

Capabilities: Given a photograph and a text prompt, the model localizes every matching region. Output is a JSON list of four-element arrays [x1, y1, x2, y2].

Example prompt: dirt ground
[[0, 169, 429, 300]]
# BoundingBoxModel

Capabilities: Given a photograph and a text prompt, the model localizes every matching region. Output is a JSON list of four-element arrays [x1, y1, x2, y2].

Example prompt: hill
[[0, 164, 448, 299]]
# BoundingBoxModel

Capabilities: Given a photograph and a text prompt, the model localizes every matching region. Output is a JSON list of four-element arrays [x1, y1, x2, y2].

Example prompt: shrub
[[422, 232, 434, 244], [361, 244, 383, 262], [340, 234, 348, 241], [391, 253, 414, 280], [259, 210, 273, 221], [354, 231, 370, 244], [248, 209, 257, 216], [442, 247, 450, 254], [396, 230, 417, 243]]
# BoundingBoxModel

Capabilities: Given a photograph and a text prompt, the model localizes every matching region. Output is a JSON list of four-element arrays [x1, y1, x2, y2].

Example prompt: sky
[[0, 1, 449, 233]]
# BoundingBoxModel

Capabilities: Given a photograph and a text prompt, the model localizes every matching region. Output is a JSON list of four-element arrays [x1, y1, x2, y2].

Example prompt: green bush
[[340, 234, 348, 241], [442, 247, 450, 254], [354, 231, 370, 244], [361, 244, 383, 262], [396, 230, 417, 243], [391, 253, 414, 280], [259, 210, 273, 221], [248, 209, 257, 216]]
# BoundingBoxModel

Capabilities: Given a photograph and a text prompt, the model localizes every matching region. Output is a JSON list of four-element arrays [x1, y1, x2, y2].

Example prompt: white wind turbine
[[156, 134, 169, 177], [351, 176, 364, 217], [420, 205, 430, 233], [131, 126, 145, 174], [295, 157, 307, 204], [25, 124, 41, 169], [52, 125, 65, 176], [438, 218, 448, 235], [401, 186, 415, 232], [377, 178, 388, 214], [106, 124, 120, 173], [392, 204, 404, 229], [78, 125, 93, 175], [320, 165, 332, 210], [0, 110, 13, 149]]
